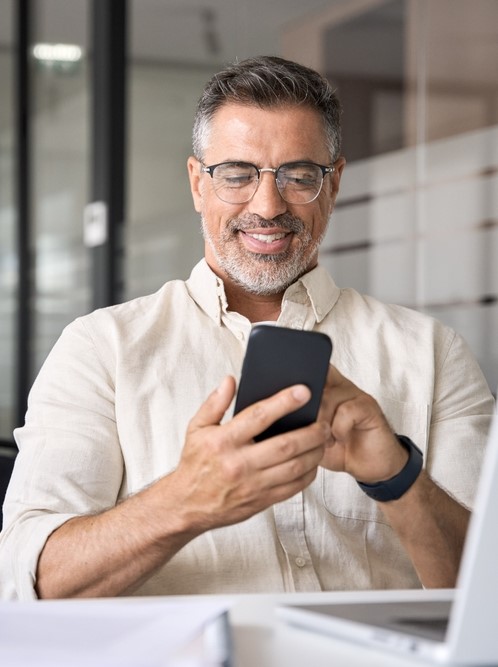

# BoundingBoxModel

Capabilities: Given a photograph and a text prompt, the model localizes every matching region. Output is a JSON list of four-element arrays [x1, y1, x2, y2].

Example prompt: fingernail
[[216, 376, 230, 394], [292, 385, 311, 402]]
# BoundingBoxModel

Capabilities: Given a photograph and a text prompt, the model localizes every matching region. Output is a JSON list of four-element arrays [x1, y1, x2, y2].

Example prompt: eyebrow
[[207, 158, 323, 166]]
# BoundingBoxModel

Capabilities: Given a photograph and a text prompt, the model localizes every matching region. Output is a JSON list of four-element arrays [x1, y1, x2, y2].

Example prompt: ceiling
[[1, 0, 497, 86], [0, 0, 340, 64]]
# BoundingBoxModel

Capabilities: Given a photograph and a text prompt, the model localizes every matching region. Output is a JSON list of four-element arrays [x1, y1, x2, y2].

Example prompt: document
[[0, 597, 232, 666]]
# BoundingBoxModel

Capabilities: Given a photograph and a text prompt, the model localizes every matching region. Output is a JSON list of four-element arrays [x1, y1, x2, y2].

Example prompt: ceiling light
[[32, 43, 83, 63]]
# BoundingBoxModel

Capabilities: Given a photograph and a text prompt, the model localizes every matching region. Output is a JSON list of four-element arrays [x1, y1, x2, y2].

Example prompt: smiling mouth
[[244, 231, 288, 243]]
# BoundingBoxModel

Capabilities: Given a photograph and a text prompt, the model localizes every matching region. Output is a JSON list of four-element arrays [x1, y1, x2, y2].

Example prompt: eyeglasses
[[200, 161, 335, 205]]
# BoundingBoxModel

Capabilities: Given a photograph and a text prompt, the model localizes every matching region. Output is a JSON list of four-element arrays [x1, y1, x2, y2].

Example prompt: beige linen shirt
[[0, 260, 494, 599]]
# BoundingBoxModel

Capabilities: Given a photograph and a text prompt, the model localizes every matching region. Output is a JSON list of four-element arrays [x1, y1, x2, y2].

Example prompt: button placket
[[272, 493, 321, 591]]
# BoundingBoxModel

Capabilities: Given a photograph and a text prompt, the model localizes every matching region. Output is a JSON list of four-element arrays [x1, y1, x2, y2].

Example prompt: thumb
[[188, 375, 236, 432]]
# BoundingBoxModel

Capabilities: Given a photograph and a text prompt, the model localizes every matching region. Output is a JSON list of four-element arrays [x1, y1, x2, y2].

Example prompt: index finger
[[317, 364, 361, 422], [229, 384, 312, 443]]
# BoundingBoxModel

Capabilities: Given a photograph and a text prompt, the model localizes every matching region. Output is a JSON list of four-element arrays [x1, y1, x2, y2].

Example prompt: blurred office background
[[1, 0, 497, 444]]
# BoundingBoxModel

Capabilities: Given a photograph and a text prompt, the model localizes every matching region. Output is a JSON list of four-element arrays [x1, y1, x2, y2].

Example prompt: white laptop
[[278, 405, 498, 665]]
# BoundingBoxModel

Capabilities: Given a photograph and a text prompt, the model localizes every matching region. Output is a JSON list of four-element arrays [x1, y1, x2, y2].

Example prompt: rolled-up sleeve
[[427, 329, 495, 508], [0, 318, 124, 599]]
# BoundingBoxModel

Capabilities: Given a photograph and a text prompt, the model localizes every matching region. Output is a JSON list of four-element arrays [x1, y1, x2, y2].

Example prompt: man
[[0, 56, 493, 599]]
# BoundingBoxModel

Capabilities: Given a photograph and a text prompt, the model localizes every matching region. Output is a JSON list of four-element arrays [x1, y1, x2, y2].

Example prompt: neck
[[223, 281, 283, 323]]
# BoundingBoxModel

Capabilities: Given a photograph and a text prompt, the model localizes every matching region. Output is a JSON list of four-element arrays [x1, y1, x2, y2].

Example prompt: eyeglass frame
[[199, 160, 335, 205]]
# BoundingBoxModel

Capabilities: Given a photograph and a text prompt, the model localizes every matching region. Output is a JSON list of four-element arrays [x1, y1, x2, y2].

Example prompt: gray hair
[[192, 56, 342, 162]]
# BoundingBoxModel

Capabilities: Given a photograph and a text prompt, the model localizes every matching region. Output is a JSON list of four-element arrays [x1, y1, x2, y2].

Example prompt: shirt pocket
[[321, 395, 429, 522]]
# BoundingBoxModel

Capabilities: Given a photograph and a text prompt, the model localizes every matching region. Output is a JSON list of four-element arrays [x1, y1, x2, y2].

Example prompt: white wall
[[321, 125, 498, 391]]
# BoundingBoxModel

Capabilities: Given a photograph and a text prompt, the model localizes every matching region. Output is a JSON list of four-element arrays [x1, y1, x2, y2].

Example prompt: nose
[[246, 170, 288, 219]]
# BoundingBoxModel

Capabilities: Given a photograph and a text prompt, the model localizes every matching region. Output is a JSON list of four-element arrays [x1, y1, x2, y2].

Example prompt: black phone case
[[233, 325, 332, 441]]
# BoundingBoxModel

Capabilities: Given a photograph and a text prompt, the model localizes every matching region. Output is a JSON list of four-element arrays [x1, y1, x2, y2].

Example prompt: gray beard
[[201, 213, 325, 296]]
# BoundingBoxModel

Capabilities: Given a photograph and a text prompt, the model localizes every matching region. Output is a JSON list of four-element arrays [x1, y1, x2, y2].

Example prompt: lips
[[245, 232, 287, 243], [239, 228, 292, 254]]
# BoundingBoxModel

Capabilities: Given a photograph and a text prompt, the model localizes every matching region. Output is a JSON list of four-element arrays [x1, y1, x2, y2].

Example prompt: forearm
[[379, 470, 470, 588], [35, 478, 198, 599]]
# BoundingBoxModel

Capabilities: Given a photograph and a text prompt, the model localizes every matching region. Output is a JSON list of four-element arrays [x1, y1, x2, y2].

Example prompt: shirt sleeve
[[426, 329, 495, 509], [0, 317, 124, 600]]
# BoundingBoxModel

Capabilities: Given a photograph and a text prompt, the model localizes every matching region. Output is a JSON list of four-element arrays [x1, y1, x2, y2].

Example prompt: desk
[[0, 589, 455, 666], [226, 588, 454, 667]]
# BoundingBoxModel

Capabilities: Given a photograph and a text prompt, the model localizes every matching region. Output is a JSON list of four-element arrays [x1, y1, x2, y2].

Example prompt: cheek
[[197, 187, 218, 219], [312, 220, 329, 244], [310, 204, 331, 240], [318, 194, 335, 227], [201, 199, 237, 238]]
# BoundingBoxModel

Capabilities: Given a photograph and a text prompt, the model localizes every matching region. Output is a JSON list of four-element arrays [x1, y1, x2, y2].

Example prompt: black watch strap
[[357, 435, 423, 502]]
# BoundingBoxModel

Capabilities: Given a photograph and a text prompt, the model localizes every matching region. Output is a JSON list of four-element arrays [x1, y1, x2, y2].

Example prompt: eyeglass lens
[[209, 162, 326, 204]]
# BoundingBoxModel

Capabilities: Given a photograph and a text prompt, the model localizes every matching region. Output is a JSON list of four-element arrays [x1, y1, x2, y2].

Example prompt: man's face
[[188, 103, 345, 296]]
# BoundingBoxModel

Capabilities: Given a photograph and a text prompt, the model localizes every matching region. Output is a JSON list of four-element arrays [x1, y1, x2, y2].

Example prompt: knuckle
[[356, 391, 379, 417], [205, 431, 225, 456], [220, 455, 246, 483], [287, 457, 304, 479], [334, 401, 350, 420], [277, 434, 296, 458], [306, 467, 319, 484], [249, 402, 269, 427]]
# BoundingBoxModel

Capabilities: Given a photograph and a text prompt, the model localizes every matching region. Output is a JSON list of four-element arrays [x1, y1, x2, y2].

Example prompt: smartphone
[[233, 325, 332, 441]]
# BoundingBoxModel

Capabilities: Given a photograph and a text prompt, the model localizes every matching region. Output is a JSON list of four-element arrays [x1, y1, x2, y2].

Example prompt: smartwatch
[[357, 435, 423, 502]]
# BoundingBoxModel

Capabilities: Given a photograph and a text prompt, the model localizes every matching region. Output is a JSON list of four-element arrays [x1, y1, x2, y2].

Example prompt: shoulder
[[321, 285, 472, 398], [334, 286, 452, 342], [44, 279, 191, 375], [71, 279, 188, 335]]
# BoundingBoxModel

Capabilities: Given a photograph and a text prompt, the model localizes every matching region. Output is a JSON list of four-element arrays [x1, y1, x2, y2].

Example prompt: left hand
[[317, 365, 408, 483]]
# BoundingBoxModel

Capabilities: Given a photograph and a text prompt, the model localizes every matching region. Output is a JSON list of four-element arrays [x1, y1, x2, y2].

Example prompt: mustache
[[227, 213, 305, 235]]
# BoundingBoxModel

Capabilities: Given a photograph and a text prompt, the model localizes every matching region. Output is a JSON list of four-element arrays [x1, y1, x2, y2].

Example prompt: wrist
[[357, 435, 423, 502], [143, 475, 206, 545]]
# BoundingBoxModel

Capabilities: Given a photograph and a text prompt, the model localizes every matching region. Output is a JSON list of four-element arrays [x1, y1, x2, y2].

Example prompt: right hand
[[33, 376, 330, 599], [162, 375, 331, 535]]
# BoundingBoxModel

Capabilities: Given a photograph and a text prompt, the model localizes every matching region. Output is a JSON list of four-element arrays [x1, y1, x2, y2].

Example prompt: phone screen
[[233, 325, 332, 441]]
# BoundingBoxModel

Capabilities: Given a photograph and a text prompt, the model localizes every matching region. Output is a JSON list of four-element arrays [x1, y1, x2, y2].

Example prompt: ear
[[332, 156, 346, 193], [187, 156, 203, 213], [328, 156, 346, 213]]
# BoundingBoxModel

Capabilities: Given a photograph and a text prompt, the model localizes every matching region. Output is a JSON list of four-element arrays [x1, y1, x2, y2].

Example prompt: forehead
[[205, 103, 329, 163]]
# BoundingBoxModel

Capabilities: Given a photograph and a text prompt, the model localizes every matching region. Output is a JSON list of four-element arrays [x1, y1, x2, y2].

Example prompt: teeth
[[247, 232, 287, 243]]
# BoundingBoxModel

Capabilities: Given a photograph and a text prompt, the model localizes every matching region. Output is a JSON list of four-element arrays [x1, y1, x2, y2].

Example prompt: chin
[[227, 259, 308, 296]]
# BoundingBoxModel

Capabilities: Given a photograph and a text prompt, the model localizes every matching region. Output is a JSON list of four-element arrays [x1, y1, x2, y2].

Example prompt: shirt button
[[236, 331, 244, 340], [295, 557, 306, 568]]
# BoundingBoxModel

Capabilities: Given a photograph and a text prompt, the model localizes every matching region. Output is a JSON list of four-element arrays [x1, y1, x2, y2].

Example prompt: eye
[[215, 163, 257, 187], [279, 164, 320, 188], [225, 174, 253, 186]]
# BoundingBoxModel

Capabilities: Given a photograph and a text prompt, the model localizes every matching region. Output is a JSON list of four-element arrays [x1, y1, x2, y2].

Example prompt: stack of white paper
[[0, 598, 232, 667]]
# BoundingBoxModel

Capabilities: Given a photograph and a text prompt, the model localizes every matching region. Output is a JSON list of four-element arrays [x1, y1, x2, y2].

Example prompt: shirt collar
[[283, 264, 340, 323], [186, 258, 341, 326], [186, 259, 227, 325]]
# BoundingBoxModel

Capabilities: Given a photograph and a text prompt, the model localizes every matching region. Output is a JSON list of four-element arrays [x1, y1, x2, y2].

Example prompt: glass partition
[[0, 0, 16, 438], [30, 0, 91, 378]]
